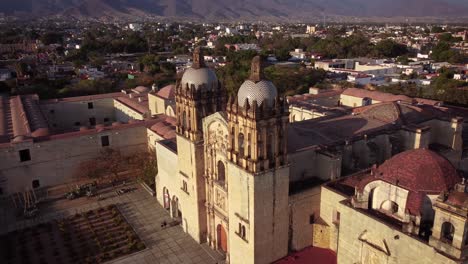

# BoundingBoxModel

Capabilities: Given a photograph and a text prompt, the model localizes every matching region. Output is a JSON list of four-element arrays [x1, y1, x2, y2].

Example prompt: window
[[267, 134, 274, 162], [89, 117, 96, 126], [182, 181, 188, 193], [237, 223, 246, 239], [19, 149, 31, 162], [309, 214, 315, 224], [101, 136, 110, 147], [32, 180, 40, 189], [217, 161, 226, 183], [182, 111, 187, 132], [88, 102, 94, 109], [238, 133, 245, 158], [441, 222, 455, 244], [333, 210, 341, 225], [381, 200, 399, 214], [74, 122, 81, 126], [362, 97, 372, 106]]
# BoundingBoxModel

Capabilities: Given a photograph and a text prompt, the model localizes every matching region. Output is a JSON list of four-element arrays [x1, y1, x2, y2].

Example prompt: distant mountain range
[[1, 0, 468, 21]]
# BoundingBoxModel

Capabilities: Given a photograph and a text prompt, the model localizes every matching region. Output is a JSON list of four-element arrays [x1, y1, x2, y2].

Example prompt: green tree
[[372, 39, 408, 58]]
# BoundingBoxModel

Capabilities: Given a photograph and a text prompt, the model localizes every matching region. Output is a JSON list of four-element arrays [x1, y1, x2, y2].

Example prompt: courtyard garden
[[0, 204, 145, 264]]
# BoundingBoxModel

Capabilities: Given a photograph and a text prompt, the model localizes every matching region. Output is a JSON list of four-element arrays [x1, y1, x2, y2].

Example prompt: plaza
[[0, 183, 224, 264]]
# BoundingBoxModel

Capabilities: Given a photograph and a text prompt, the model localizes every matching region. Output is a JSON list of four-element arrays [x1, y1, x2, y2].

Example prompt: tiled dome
[[374, 149, 459, 193], [237, 80, 277, 108], [181, 67, 218, 91]]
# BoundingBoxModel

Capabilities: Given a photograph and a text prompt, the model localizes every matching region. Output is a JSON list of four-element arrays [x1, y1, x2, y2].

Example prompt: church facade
[[155, 48, 468, 264]]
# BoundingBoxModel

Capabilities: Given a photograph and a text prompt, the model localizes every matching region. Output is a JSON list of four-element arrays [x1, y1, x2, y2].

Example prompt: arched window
[[441, 222, 455, 243], [238, 223, 246, 239], [238, 133, 245, 158], [381, 200, 399, 214], [217, 161, 226, 183], [247, 133, 251, 157], [267, 134, 274, 163], [182, 111, 187, 132]]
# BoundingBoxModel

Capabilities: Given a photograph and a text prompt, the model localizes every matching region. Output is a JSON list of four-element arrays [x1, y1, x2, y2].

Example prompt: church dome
[[236, 55, 278, 108], [375, 149, 460, 193], [181, 67, 218, 90], [180, 47, 218, 91], [237, 79, 277, 108]]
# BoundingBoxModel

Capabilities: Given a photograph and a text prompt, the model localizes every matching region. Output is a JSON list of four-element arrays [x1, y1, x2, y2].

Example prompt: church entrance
[[217, 224, 228, 253]]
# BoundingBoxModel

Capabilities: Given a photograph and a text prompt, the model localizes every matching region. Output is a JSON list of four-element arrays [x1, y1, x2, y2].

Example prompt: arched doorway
[[441, 222, 455, 244], [163, 187, 170, 210], [217, 224, 228, 253], [171, 196, 181, 219]]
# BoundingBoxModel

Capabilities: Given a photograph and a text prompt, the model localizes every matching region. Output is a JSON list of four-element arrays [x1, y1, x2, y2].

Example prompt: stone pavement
[[0, 183, 225, 264]]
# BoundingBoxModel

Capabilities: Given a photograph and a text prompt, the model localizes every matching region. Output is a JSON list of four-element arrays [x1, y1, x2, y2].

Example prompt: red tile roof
[[332, 149, 461, 216], [342, 88, 441, 106], [274, 247, 337, 264], [371, 149, 460, 194], [40, 92, 122, 104], [446, 191, 468, 208], [157, 84, 175, 99]]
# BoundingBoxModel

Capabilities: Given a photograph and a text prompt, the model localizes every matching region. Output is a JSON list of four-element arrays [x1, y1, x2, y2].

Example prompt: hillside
[[1, 0, 467, 20]]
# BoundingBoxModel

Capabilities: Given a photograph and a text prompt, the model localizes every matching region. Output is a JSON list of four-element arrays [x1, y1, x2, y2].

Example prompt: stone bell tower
[[175, 47, 226, 141], [174, 47, 226, 243], [227, 56, 288, 173], [226, 56, 290, 264]]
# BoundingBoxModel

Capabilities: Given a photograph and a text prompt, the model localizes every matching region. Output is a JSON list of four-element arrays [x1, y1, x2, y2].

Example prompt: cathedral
[[154, 48, 468, 264]]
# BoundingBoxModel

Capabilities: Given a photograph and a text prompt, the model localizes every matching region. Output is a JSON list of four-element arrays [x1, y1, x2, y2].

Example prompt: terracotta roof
[[10, 95, 31, 139], [115, 96, 149, 115], [149, 115, 177, 139], [368, 149, 460, 194], [353, 102, 443, 125], [330, 149, 461, 216], [40, 92, 122, 104], [132, 86, 150, 94], [405, 191, 425, 215], [446, 191, 468, 208], [342, 88, 441, 106], [288, 112, 395, 153], [156, 84, 175, 99], [342, 88, 412, 102], [0, 95, 9, 142], [274, 246, 336, 264]]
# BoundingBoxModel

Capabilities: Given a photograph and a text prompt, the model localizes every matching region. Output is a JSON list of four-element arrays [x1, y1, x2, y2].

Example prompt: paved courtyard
[[0, 183, 225, 264]]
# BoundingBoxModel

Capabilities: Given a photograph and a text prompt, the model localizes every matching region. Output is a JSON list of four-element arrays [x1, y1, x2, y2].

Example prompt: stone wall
[[0, 125, 149, 195], [337, 202, 457, 264]]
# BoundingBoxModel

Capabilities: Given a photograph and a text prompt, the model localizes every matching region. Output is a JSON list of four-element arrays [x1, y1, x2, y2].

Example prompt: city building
[[154, 49, 468, 264], [0, 87, 176, 196], [319, 149, 468, 264]]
